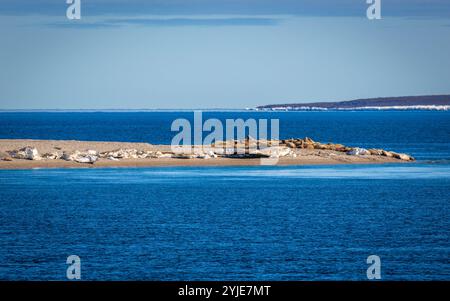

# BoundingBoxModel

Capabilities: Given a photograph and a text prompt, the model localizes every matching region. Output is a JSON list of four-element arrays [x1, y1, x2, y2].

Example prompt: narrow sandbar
[[0, 139, 412, 170]]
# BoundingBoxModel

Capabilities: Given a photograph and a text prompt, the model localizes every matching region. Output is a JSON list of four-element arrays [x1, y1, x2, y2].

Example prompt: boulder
[[392, 152, 415, 161], [333, 144, 346, 152], [214, 148, 240, 156], [286, 142, 296, 148], [295, 142, 305, 149], [74, 155, 98, 164], [257, 146, 292, 158], [86, 150, 99, 156], [42, 151, 63, 160], [10, 147, 41, 160], [137, 150, 150, 159], [100, 149, 138, 159], [402, 154, 415, 161], [0, 151, 12, 161], [172, 153, 196, 159], [206, 150, 218, 158], [222, 140, 235, 147], [63, 151, 98, 164], [212, 141, 225, 147], [381, 150, 394, 157], [314, 143, 329, 150], [347, 147, 370, 156], [62, 151, 80, 161], [368, 149, 383, 156], [157, 152, 173, 158], [26, 147, 41, 160]]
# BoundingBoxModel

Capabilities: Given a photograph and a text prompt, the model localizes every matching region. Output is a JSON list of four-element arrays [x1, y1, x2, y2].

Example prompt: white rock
[[258, 146, 292, 158], [86, 150, 98, 156], [208, 151, 218, 158], [62, 151, 80, 161], [137, 151, 150, 159], [74, 155, 98, 164], [212, 148, 224, 155], [102, 148, 139, 159], [173, 153, 196, 159], [25, 147, 41, 160], [11, 147, 42, 160], [10, 151, 26, 159], [347, 147, 370, 156], [63, 151, 98, 164]]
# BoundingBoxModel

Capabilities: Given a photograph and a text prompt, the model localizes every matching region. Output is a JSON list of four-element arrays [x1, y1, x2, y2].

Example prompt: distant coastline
[[2, 96, 450, 113], [256, 95, 450, 111]]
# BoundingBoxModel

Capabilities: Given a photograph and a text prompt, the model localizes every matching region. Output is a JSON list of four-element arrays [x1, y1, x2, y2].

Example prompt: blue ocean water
[[0, 111, 449, 280], [1, 111, 449, 160]]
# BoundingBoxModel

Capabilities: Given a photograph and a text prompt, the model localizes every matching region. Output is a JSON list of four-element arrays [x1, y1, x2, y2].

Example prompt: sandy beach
[[0, 139, 412, 169]]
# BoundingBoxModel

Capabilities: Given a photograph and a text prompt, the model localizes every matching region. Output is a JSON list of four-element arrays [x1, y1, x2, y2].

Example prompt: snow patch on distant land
[[255, 105, 450, 111]]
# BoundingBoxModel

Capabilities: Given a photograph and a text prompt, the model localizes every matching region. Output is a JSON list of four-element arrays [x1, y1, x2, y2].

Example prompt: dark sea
[[0, 111, 449, 280]]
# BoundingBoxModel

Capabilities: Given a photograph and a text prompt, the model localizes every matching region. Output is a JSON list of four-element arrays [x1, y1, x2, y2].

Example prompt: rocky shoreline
[[0, 138, 414, 169]]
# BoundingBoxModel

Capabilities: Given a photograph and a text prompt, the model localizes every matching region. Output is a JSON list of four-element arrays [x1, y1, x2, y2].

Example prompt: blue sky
[[1, 0, 450, 109]]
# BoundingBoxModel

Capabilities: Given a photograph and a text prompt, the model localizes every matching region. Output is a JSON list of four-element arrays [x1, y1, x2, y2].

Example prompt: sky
[[0, 0, 450, 109]]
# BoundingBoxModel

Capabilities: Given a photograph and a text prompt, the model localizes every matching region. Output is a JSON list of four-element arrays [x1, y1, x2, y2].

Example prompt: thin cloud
[[106, 17, 281, 27], [44, 17, 282, 29]]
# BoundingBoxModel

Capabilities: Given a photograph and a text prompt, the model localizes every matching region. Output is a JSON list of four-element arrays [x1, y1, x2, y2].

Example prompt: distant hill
[[257, 95, 450, 110]]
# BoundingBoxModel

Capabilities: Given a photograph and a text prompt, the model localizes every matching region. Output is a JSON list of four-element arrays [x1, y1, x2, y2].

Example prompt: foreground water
[[0, 164, 449, 280], [0, 111, 449, 280]]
